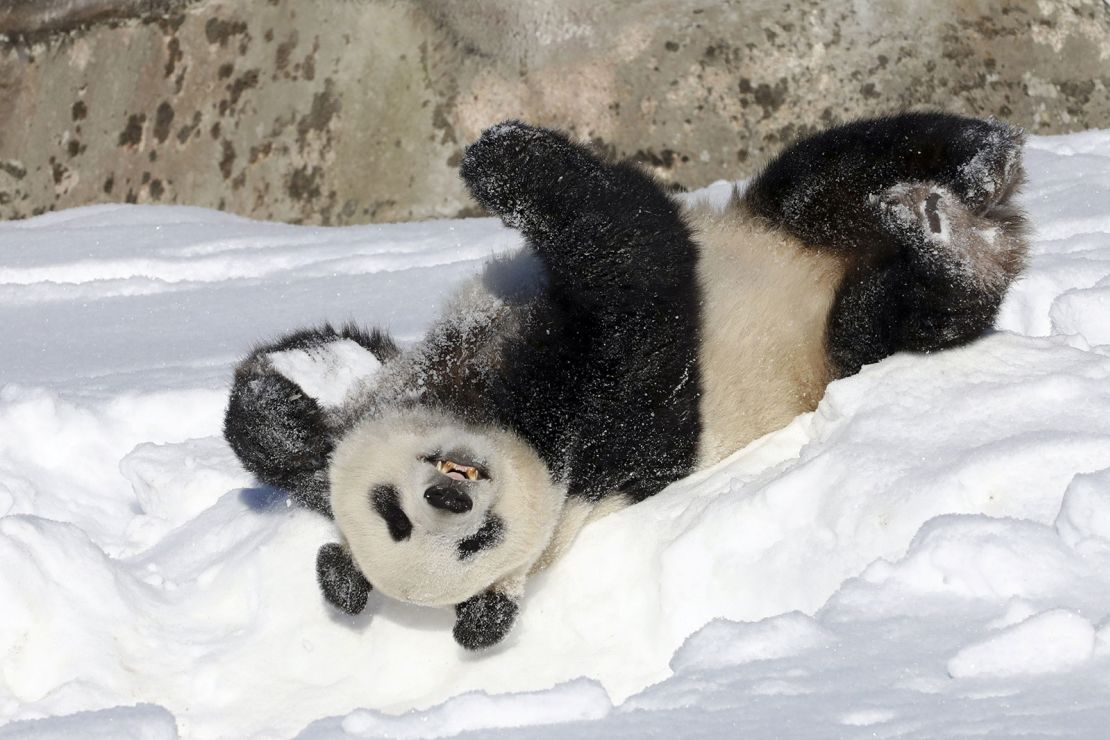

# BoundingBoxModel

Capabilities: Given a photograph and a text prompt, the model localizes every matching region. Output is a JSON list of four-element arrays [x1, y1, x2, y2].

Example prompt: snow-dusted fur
[[329, 409, 563, 607], [224, 113, 1029, 649]]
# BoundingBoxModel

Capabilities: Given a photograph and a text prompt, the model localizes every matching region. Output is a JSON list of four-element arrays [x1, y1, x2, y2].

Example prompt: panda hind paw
[[874, 182, 957, 244], [951, 120, 1025, 213], [874, 181, 1026, 289]]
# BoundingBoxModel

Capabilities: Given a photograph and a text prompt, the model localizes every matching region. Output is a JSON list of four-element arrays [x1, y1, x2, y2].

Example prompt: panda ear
[[452, 589, 519, 650], [316, 542, 372, 615]]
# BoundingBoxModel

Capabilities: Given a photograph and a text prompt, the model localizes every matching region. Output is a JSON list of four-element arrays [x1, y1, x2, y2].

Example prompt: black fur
[[316, 543, 371, 615], [223, 323, 398, 516], [371, 485, 413, 542], [462, 121, 703, 502], [255, 323, 399, 360], [453, 589, 519, 650], [742, 112, 1027, 376], [457, 513, 505, 560]]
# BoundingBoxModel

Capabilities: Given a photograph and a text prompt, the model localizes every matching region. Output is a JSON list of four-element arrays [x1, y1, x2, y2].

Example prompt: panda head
[[328, 407, 565, 606]]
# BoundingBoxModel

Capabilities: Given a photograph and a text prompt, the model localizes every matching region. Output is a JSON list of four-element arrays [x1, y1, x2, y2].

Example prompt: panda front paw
[[453, 590, 519, 650], [460, 120, 593, 231], [316, 542, 372, 615]]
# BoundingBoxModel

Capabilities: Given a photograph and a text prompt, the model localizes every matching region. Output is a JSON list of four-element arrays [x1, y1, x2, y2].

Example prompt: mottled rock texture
[[1, 0, 1108, 224]]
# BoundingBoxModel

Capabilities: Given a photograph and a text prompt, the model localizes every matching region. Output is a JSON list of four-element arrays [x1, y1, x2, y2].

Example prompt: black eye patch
[[370, 485, 412, 542], [457, 513, 505, 560]]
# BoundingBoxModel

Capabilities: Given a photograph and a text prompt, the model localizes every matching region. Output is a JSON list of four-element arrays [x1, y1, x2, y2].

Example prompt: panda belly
[[690, 204, 849, 468]]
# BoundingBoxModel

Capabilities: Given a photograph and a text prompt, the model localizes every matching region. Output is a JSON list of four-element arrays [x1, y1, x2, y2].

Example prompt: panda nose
[[424, 484, 473, 514]]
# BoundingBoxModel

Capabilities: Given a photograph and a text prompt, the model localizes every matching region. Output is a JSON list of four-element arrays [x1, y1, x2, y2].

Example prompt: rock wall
[[1, 0, 1108, 224]]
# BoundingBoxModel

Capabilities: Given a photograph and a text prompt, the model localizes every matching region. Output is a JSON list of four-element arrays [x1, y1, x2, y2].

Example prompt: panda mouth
[[433, 458, 486, 482]]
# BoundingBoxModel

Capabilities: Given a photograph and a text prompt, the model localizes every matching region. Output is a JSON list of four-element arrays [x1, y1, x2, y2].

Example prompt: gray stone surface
[[0, 0, 1108, 224]]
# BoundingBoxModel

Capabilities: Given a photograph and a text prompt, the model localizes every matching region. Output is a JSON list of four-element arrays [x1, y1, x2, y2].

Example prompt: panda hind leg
[[828, 180, 1029, 377]]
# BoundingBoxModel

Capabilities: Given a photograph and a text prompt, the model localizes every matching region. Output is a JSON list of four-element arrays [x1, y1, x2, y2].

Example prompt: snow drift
[[2, 131, 1110, 738]]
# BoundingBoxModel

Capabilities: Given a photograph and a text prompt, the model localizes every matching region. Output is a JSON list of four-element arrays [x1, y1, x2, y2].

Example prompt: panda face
[[329, 408, 565, 606]]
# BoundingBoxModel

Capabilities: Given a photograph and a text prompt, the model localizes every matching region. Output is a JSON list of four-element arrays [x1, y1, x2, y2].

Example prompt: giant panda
[[224, 112, 1028, 649]]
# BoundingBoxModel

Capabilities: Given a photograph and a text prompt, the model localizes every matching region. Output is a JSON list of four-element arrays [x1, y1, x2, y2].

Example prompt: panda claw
[[316, 542, 371, 615]]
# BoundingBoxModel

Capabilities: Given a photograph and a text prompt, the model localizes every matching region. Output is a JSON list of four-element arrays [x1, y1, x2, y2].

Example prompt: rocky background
[[1, 0, 1108, 224]]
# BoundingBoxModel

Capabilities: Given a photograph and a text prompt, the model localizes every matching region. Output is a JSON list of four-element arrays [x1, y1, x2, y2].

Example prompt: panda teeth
[[436, 459, 480, 481]]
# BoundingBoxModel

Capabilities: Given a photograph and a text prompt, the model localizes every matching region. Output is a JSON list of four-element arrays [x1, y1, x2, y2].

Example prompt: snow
[[0, 704, 177, 740], [266, 340, 382, 409], [946, 609, 1097, 679], [300, 681, 612, 740], [2, 129, 1110, 738]]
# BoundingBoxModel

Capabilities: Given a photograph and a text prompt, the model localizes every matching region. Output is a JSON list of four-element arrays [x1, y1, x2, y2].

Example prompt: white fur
[[329, 408, 565, 606], [689, 202, 846, 467]]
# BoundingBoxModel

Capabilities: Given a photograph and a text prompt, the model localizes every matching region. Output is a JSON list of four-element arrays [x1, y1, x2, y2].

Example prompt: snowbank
[[2, 130, 1110, 738]]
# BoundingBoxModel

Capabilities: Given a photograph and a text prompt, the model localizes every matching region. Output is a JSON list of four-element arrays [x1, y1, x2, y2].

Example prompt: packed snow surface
[[3, 131, 1110, 738]]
